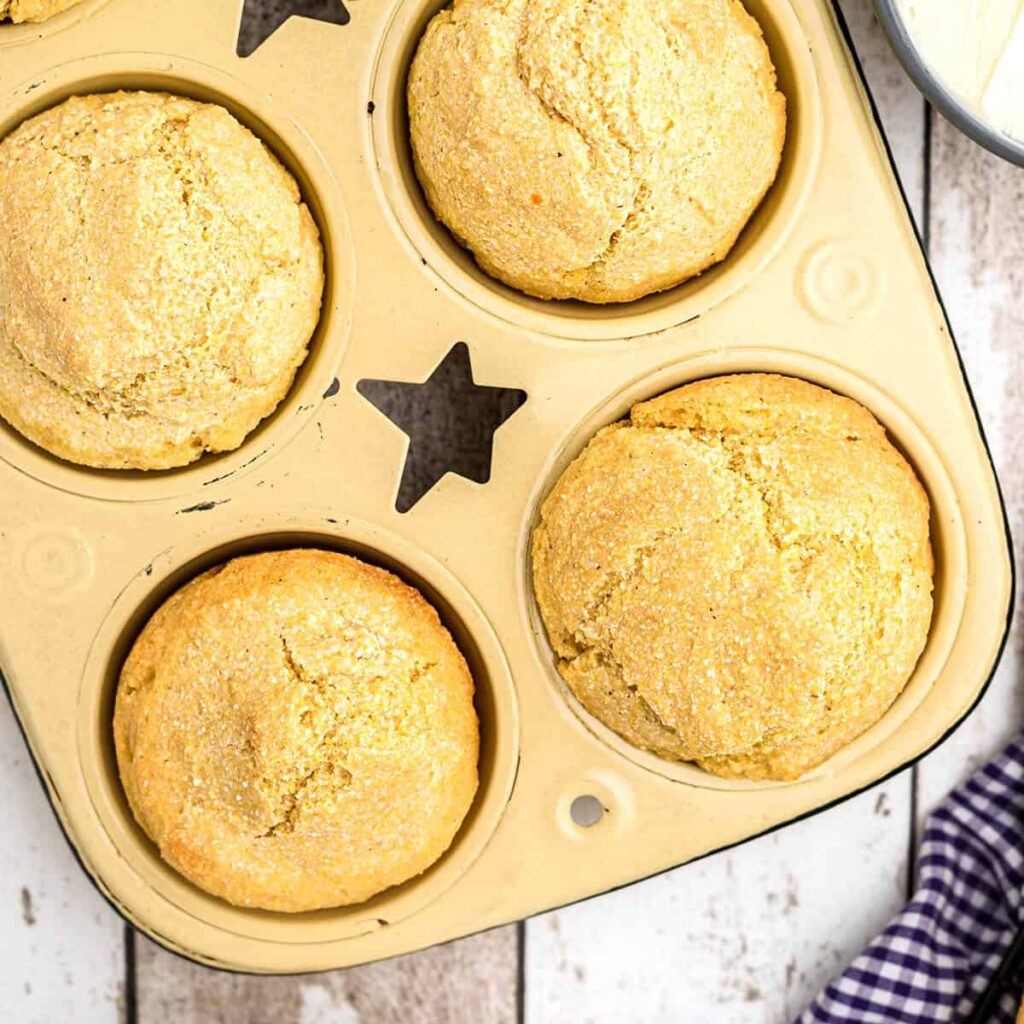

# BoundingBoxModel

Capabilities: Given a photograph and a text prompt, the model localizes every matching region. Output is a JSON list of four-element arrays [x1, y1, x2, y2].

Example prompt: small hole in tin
[[570, 795, 604, 828]]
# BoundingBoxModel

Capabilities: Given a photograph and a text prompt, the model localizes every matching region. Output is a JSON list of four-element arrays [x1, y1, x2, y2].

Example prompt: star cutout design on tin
[[237, 0, 350, 57], [357, 343, 528, 513]]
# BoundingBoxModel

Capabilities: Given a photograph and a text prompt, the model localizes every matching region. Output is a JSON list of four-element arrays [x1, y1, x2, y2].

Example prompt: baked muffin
[[408, 0, 786, 303], [114, 550, 479, 912], [532, 374, 933, 781], [0, 0, 82, 21], [0, 92, 323, 469]]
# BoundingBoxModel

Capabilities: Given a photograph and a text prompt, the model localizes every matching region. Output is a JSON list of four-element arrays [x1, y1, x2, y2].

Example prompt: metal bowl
[[873, 0, 1024, 167]]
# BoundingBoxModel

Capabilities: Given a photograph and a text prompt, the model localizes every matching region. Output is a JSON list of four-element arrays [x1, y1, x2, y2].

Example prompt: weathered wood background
[[2, 0, 1021, 1021]]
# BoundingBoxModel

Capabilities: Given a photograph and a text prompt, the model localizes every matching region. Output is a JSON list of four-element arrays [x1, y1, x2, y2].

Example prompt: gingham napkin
[[797, 733, 1024, 1024]]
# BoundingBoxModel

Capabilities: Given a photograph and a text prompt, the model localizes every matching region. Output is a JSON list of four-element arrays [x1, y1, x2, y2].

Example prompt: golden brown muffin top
[[408, 0, 785, 303], [0, 91, 323, 469], [532, 374, 933, 781], [0, 0, 82, 22], [114, 550, 479, 912]]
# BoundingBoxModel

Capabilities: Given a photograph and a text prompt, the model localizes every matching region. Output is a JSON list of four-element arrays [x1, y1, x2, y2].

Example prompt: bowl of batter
[[875, 0, 1024, 167]]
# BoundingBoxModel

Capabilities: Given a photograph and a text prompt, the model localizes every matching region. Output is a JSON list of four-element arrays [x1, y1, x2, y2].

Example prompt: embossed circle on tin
[[0, 0, 112, 49], [0, 53, 353, 502], [798, 239, 883, 323], [369, 0, 823, 341], [519, 349, 967, 791], [78, 515, 519, 942], [11, 525, 94, 600]]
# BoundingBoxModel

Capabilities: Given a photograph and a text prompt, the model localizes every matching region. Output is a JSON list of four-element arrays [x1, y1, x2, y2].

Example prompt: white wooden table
[[3, 2, 1021, 1020]]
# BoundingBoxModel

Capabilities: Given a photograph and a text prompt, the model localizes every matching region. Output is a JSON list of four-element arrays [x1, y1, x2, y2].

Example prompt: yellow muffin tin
[[0, 0, 1012, 973]]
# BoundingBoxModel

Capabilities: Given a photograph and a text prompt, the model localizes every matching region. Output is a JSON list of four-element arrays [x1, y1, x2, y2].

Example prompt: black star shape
[[357, 343, 527, 513], [237, 0, 350, 58]]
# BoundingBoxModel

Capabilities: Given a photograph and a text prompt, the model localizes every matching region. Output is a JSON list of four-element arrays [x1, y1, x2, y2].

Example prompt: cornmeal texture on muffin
[[532, 374, 934, 781], [0, 0, 81, 21], [0, 91, 323, 469], [408, 0, 786, 303], [114, 550, 479, 912]]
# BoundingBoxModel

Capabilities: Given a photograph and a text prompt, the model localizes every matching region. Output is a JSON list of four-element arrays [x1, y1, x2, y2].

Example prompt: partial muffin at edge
[[531, 373, 934, 781], [0, 91, 323, 469], [0, 0, 83, 22], [114, 549, 479, 912], [408, 0, 786, 303]]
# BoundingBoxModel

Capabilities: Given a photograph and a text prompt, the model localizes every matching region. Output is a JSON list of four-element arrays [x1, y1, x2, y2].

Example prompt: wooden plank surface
[[525, 786, 912, 1024], [1, 2, 1019, 1023], [914, 114, 1024, 819], [133, 927, 518, 1024], [0, 701, 124, 1024]]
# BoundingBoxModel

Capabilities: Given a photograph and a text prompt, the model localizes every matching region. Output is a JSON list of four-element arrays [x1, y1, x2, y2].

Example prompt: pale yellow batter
[[532, 374, 934, 781], [408, 0, 786, 303], [114, 550, 480, 912], [0, 92, 323, 469]]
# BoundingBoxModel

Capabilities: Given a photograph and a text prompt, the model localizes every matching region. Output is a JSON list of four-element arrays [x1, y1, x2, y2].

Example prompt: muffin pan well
[[0, 0, 1012, 971], [373, 0, 821, 338]]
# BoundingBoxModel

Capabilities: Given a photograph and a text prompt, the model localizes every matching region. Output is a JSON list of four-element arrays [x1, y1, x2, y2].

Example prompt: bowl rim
[[873, 0, 1024, 168]]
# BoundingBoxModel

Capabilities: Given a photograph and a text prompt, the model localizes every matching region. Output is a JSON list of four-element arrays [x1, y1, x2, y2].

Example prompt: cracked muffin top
[[531, 375, 934, 781], [0, 0, 82, 22], [0, 91, 323, 469], [114, 549, 479, 912], [407, 0, 786, 303]]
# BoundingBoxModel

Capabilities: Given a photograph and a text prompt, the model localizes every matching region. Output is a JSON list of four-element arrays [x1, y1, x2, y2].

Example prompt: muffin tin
[[0, 0, 1012, 973]]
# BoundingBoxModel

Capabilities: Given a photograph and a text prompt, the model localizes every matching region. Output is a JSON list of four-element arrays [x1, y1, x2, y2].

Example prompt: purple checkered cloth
[[798, 733, 1024, 1024]]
